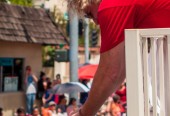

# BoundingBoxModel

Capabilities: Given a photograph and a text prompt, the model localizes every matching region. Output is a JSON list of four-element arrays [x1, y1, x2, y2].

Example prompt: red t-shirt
[[115, 87, 126, 103], [98, 0, 170, 53]]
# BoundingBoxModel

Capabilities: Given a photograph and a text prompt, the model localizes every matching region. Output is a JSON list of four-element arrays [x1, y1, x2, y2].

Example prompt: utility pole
[[69, 10, 79, 98], [84, 18, 90, 64]]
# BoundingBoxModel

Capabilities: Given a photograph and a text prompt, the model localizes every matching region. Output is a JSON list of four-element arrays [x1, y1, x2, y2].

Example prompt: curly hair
[[67, 0, 101, 15]]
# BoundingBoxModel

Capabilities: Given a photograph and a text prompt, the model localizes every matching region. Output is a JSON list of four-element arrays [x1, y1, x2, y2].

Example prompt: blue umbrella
[[52, 82, 90, 94]]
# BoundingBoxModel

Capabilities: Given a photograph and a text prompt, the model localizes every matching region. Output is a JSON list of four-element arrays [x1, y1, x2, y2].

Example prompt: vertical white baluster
[[164, 35, 170, 116], [151, 38, 158, 116], [158, 38, 165, 116], [143, 38, 150, 116], [125, 30, 144, 116]]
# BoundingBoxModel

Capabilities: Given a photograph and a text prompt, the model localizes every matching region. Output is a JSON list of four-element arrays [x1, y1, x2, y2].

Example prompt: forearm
[[106, 100, 112, 113], [42, 94, 46, 104], [46, 94, 53, 102], [32, 75, 38, 83], [81, 42, 126, 115]]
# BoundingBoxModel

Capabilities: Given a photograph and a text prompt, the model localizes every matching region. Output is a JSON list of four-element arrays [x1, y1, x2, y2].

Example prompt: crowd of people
[[96, 82, 127, 116], [23, 66, 83, 116], [0, 65, 76, 116], [0, 65, 127, 116]]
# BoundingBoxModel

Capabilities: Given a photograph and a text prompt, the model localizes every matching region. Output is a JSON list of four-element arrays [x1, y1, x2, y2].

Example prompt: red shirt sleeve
[[98, 6, 136, 53]]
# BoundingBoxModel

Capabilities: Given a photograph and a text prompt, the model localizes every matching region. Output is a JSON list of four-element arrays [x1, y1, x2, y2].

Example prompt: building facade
[[0, 41, 42, 115], [0, 3, 68, 115]]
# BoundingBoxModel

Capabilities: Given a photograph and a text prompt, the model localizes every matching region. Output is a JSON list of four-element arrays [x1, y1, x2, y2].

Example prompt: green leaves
[[9, 0, 33, 7]]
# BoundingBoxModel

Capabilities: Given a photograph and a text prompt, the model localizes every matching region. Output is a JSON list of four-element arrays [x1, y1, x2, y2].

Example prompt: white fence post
[[125, 28, 170, 116], [164, 35, 170, 115], [125, 30, 144, 116], [151, 38, 158, 116], [142, 38, 150, 116], [157, 38, 165, 116]]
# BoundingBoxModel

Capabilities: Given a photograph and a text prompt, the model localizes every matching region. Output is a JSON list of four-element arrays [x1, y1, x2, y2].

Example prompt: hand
[[42, 99, 46, 105], [108, 97, 113, 102], [69, 108, 81, 116]]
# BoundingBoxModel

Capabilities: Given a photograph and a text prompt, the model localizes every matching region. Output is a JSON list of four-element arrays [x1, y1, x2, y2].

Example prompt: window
[[0, 58, 24, 92]]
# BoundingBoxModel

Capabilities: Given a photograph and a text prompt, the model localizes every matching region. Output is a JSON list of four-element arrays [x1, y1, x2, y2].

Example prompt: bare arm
[[42, 91, 54, 105], [42, 94, 46, 105], [106, 97, 112, 113], [80, 42, 126, 115], [32, 74, 38, 83], [45, 94, 54, 103]]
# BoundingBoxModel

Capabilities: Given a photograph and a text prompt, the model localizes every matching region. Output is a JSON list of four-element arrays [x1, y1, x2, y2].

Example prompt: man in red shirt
[[68, 0, 170, 115]]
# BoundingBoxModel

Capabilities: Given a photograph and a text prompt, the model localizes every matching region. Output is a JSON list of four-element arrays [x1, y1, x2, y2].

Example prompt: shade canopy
[[78, 64, 98, 79]]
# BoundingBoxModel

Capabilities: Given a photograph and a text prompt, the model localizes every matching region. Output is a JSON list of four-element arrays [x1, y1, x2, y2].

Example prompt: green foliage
[[9, 0, 33, 7], [51, 6, 68, 34], [79, 35, 85, 46], [42, 46, 56, 67], [89, 20, 100, 33]]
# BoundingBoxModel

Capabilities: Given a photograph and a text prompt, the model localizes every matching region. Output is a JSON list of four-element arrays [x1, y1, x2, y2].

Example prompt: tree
[[51, 6, 68, 34], [42, 45, 56, 67], [0, 0, 33, 6], [8, 0, 33, 7]]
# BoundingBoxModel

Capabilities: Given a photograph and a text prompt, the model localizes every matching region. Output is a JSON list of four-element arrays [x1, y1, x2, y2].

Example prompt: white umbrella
[[52, 82, 90, 94]]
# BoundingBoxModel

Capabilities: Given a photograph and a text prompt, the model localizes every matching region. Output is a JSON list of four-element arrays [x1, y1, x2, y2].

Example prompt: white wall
[[0, 41, 42, 115]]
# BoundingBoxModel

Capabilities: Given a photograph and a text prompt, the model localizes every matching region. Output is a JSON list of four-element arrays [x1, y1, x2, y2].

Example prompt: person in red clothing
[[68, 0, 170, 115], [116, 82, 126, 104], [115, 82, 127, 112]]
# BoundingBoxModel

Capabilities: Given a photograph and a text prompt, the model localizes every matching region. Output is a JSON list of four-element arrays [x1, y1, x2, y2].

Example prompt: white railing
[[125, 29, 170, 116]]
